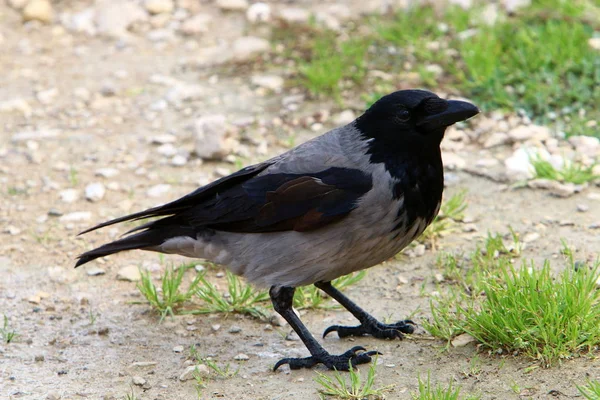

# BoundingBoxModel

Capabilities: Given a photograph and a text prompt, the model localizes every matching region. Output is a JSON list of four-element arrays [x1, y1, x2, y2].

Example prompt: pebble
[[250, 75, 284, 92], [147, 184, 171, 198], [451, 333, 477, 347], [86, 267, 106, 276], [442, 152, 466, 170], [179, 364, 210, 381], [173, 345, 184, 353], [132, 376, 146, 386], [278, 8, 310, 24], [95, 168, 119, 178], [95, 1, 147, 38], [194, 115, 233, 160], [504, 147, 548, 180], [527, 179, 579, 198], [130, 361, 158, 368], [228, 325, 242, 334], [522, 232, 540, 243], [36, 88, 59, 105], [35, 354, 45, 362], [0, 98, 32, 117], [246, 2, 271, 23], [483, 132, 510, 148], [576, 204, 589, 212], [234, 353, 249, 361], [8, 0, 28, 9], [180, 13, 211, 35], [12, 129, 60, 142], [4, 225, 21, 235], [508, 125, 550, 142], [59, 211, 91, 222], [117, 265, 142, 282], [231, 36, 270, 61], [145, 0, 174, 14], [212, 324, 221, 331], [216, 0, 249, 11], [171, 154, 188, 166], [568, 135, 599, 158], [23, 0, 54, 23], [85, 183, 106, 202]]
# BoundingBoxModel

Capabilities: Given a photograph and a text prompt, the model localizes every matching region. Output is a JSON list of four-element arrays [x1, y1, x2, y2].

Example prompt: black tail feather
[[75, 224, 196, 268]]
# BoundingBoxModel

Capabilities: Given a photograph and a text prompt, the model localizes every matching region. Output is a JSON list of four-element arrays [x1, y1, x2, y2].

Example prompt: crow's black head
[[355, 89, 479, 145]]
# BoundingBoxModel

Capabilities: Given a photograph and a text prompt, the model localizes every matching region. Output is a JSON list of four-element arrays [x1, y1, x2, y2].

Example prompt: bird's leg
[[315, 281, 416, 339], [270, 286, 380, 371]]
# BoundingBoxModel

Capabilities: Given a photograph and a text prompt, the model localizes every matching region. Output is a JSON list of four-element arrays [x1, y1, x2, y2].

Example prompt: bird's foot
[[323, 318, 416, 339], [273, 346, 380, 371]]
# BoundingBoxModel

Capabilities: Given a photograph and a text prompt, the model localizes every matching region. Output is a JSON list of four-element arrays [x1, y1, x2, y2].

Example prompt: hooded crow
[[76, 89, 479, 371]]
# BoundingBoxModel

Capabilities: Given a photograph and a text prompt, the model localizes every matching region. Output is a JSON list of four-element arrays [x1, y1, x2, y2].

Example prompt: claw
[[273, 346, 380, 371], [322, 319, 416, 339]]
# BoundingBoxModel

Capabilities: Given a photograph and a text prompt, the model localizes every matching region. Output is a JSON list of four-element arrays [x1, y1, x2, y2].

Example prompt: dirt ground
[[1, 2, 599, 399]]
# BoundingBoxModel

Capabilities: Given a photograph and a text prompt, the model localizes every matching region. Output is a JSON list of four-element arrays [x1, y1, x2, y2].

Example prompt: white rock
[[171, 154, 187, 166], [451, 333, 477, 347], [442, 152, 466, 170], [85, 183, 106, 202], [117, 265, 142, 281], [216, 0, 248, 11], [8, 0, 28, 9], [180, 13, 211, 35], [95, 1, 148, 38], [589, 38, 600, 51], [132, 376, 146, 386], [179, 364, 210, 381], [483, 132, 510, 148], [86, 267, 106, 276], [23, 0, 54, 23], [231, 36, 270, 61], [246, 2, 271, 23], [250, 74, 284, 92], [522, 232, 540, 243], [194, 115, 234, 160], [569, 135, 600, 157], [234, 353, 249, 361], [157, 143, 178, 156], [95, 168, 119, 178], [63, 8, 96, 35], [165, 83, 205, 104], [145, 0, 174, 14], [278, 8, 310, 24], [59, 189, 80, 203], [59, 211, 92, 222], [172, 345, 184, 353], [527, 179, 580, 198], [501, 0, 531, 12], [147, 184, 171, 198], [4, 225, 21, 235], [508, 125, 551, 142], [13, 128, 60, 141], [0, 98, 32, 117], [36, 88, 59, 105], [333, 110, 356, 125], [504, 147, 550, 180]]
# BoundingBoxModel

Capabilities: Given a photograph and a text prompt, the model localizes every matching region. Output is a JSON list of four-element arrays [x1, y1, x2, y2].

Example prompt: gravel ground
[[1, 1, 599, 399]]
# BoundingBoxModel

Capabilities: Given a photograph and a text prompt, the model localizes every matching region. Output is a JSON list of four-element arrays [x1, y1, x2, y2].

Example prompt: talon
[[273, 358, 289, 371], [323, 325, 340, 338]]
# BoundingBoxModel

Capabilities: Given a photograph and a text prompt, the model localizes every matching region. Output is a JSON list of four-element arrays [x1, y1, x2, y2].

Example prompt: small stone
[[147, 184, 171, 198], [144, 0, 174, 14], [179, 364, 210, 381], [95, 168, 119, 178], [527, 179, 578, 198], [246, 2, 271, 23], [508, 125, 550, 142], [8, 0, 28, 9], [333, 110, 356, 125], [95, 1, 148, 38], [413, 244, 426, 257], [130, 361, 158, 368], [442, 152, 466, 170], [23, 0, 54, 23], [117, 266, 142, 282], [234, 353, 249, 361], [228, 326, 242, 334], [59, 189, 79, 203], [211, 324, 221, 331], [180, 13, 211, 35], [36, 88, 59, 105], [250, 75, 284, 92], [231, 36, 270, 61], [577, 204, 589, 212], [462, 223, 478, 232], [171, 155, 188, 166], [173, 345, 184, 353], [35, 354, 45, 362], [568, 136, 599, 158], [216, 0, 248, 11], [194, 115, 234, 160], [483, 132, 510, 148], [278, 8, 310, 24], [28, 295, 42, 304], [86, 267, 106, 276], [151, 134, 176, 144], [434, 273, 444, 283], [4, 225, 21, 235], [504, 147, 549, 181], [85, 183, 106, 202], [132, 376, 146, 386], [451, 333, 477, 347], [0, 98, 32, 117], [59, 211, 92, 222], [522, 232, 540, 243]]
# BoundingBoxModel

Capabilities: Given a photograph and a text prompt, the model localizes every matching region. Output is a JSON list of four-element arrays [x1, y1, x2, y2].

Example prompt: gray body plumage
[[156, 125, 431, 287]]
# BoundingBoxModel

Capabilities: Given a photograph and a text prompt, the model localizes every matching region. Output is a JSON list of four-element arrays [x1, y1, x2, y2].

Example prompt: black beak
[[416, 100, 479, 130]]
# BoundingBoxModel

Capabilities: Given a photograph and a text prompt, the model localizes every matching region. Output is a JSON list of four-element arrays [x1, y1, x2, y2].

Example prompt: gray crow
[[76, 89, 479, 370]]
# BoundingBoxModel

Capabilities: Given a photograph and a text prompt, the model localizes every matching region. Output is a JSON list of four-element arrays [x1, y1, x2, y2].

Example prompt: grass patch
[[420, 190, 467, 247], [412, 373, 480, 400], [530, 154, 599, 184], [577, 380, 600, 400], [137, 265, 201, 321], [294, 271, 367, 310], [426, 236, 600, 366], [314, 357, 394, 399], [192, 271, 270, 319], [1, 315, 19, 343]]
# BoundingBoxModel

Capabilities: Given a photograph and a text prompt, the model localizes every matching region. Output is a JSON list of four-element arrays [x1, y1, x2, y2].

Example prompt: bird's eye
[[396, 109, 411, 122]]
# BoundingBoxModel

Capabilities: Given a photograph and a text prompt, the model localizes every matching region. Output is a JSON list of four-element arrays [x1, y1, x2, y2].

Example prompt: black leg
[[315, 281, 416, 339], [270, 286, 380, 371]]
